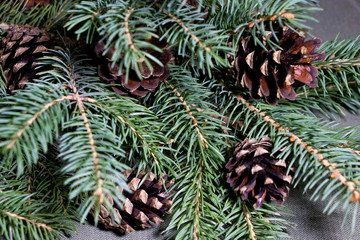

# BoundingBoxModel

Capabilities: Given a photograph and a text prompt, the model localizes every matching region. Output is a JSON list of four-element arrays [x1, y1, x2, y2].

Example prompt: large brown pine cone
[[95, 36, 172, 98], [0, 23, 51, 92], [92, 169, 174, 234], [234, 26, 325, 105], [225, 137, 292, 208]]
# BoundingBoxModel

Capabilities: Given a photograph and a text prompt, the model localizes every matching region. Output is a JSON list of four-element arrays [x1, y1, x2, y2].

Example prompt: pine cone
[[95, 36, 172, 98], [0, 23, 51, 92], [0, 0, 51, 10], [225, 137, 292, 208], [92, 169, 174, 234], [21, 0, 50, 9], [234, 26, 326, 105]]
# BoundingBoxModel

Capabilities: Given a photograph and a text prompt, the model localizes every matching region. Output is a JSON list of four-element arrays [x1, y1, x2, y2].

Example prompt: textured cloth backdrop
[[69, 0, 360, 239]]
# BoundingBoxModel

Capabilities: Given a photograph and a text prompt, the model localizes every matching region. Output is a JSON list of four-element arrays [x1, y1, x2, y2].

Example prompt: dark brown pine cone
[[21, 0, 50, 9], [0, 23, 51, 92], [234, 25, 325, 105], [225, 137, 292, 208], [92, 169, 174, 234], [0, 0, 51, 9], [95, 36, 172, 98]]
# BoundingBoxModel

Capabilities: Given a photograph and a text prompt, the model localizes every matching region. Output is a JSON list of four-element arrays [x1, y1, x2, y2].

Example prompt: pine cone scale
[[140, 78, 161, 90]]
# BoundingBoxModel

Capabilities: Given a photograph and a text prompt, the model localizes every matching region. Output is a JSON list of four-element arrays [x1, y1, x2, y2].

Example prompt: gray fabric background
[[69, 1, 360, 239]]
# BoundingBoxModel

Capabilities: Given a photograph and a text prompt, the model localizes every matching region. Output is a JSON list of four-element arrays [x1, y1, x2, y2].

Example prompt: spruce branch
[[317, 58, 360, 68], [98, 2, 162, 80], [44, 0, 75, 30], [80, 96, 165, 170], [295, 81, 357, 97], [314, 37, 360, 96], [29, 49, 134, 223], [164, 79, 209, 148], [210, 0, 319, 40], [3, 211, 53, 232], [214, 193, 290, 239], [65, 0, 109, 43], [67, 71, 105, 204], [241, 202, 257, 240], [0, 165, 75, 239], [161, 8, 211, 53], [154, 67, 228, 239], [163, 79, 208, 239], [38, 160, 67, 212], [0, 82, 73, 173], [233, 93, 360, 201], [234, 10, 295, 33], [158, 5, 230, 74], [124, 8, 137, 52], [0, 0, 74, 29], [5, 95, 74, 151]]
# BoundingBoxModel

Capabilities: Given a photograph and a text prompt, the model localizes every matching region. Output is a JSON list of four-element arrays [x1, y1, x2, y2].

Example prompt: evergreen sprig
[[1, 0, 360, 239], [158, 5, 230, 74], [0, 163, 76, 240], [214, 84, 360, 233], [0, 0, 74, 30], [152, 67, 228, 239], [315, 37, 360, 96]]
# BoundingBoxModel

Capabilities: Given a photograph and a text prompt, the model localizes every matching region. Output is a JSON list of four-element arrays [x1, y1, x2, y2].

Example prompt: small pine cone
[[92, 169, 174, 234], [234, 26, 325, 105], [225, 137, 292, 208], [0, 23, 51, 92], [95, 36, 172, 98]]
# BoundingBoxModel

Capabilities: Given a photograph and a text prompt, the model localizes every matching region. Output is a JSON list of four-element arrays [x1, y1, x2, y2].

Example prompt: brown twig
[[234, 10, 295, 33], [325, 144, 360, 159], [4, 211, 53, 231], [193, 164, 203, 240], [124, 8, 137, 52], [316, 58, 360, 69], [344, 147, 360, 157], [242, 202, 257, 240], [232, 91, 360, 202], [6, 95, 75, 150], [163, 80, 208, 239], [165, 80, 208, 148], [68, 73, 104, 204]]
